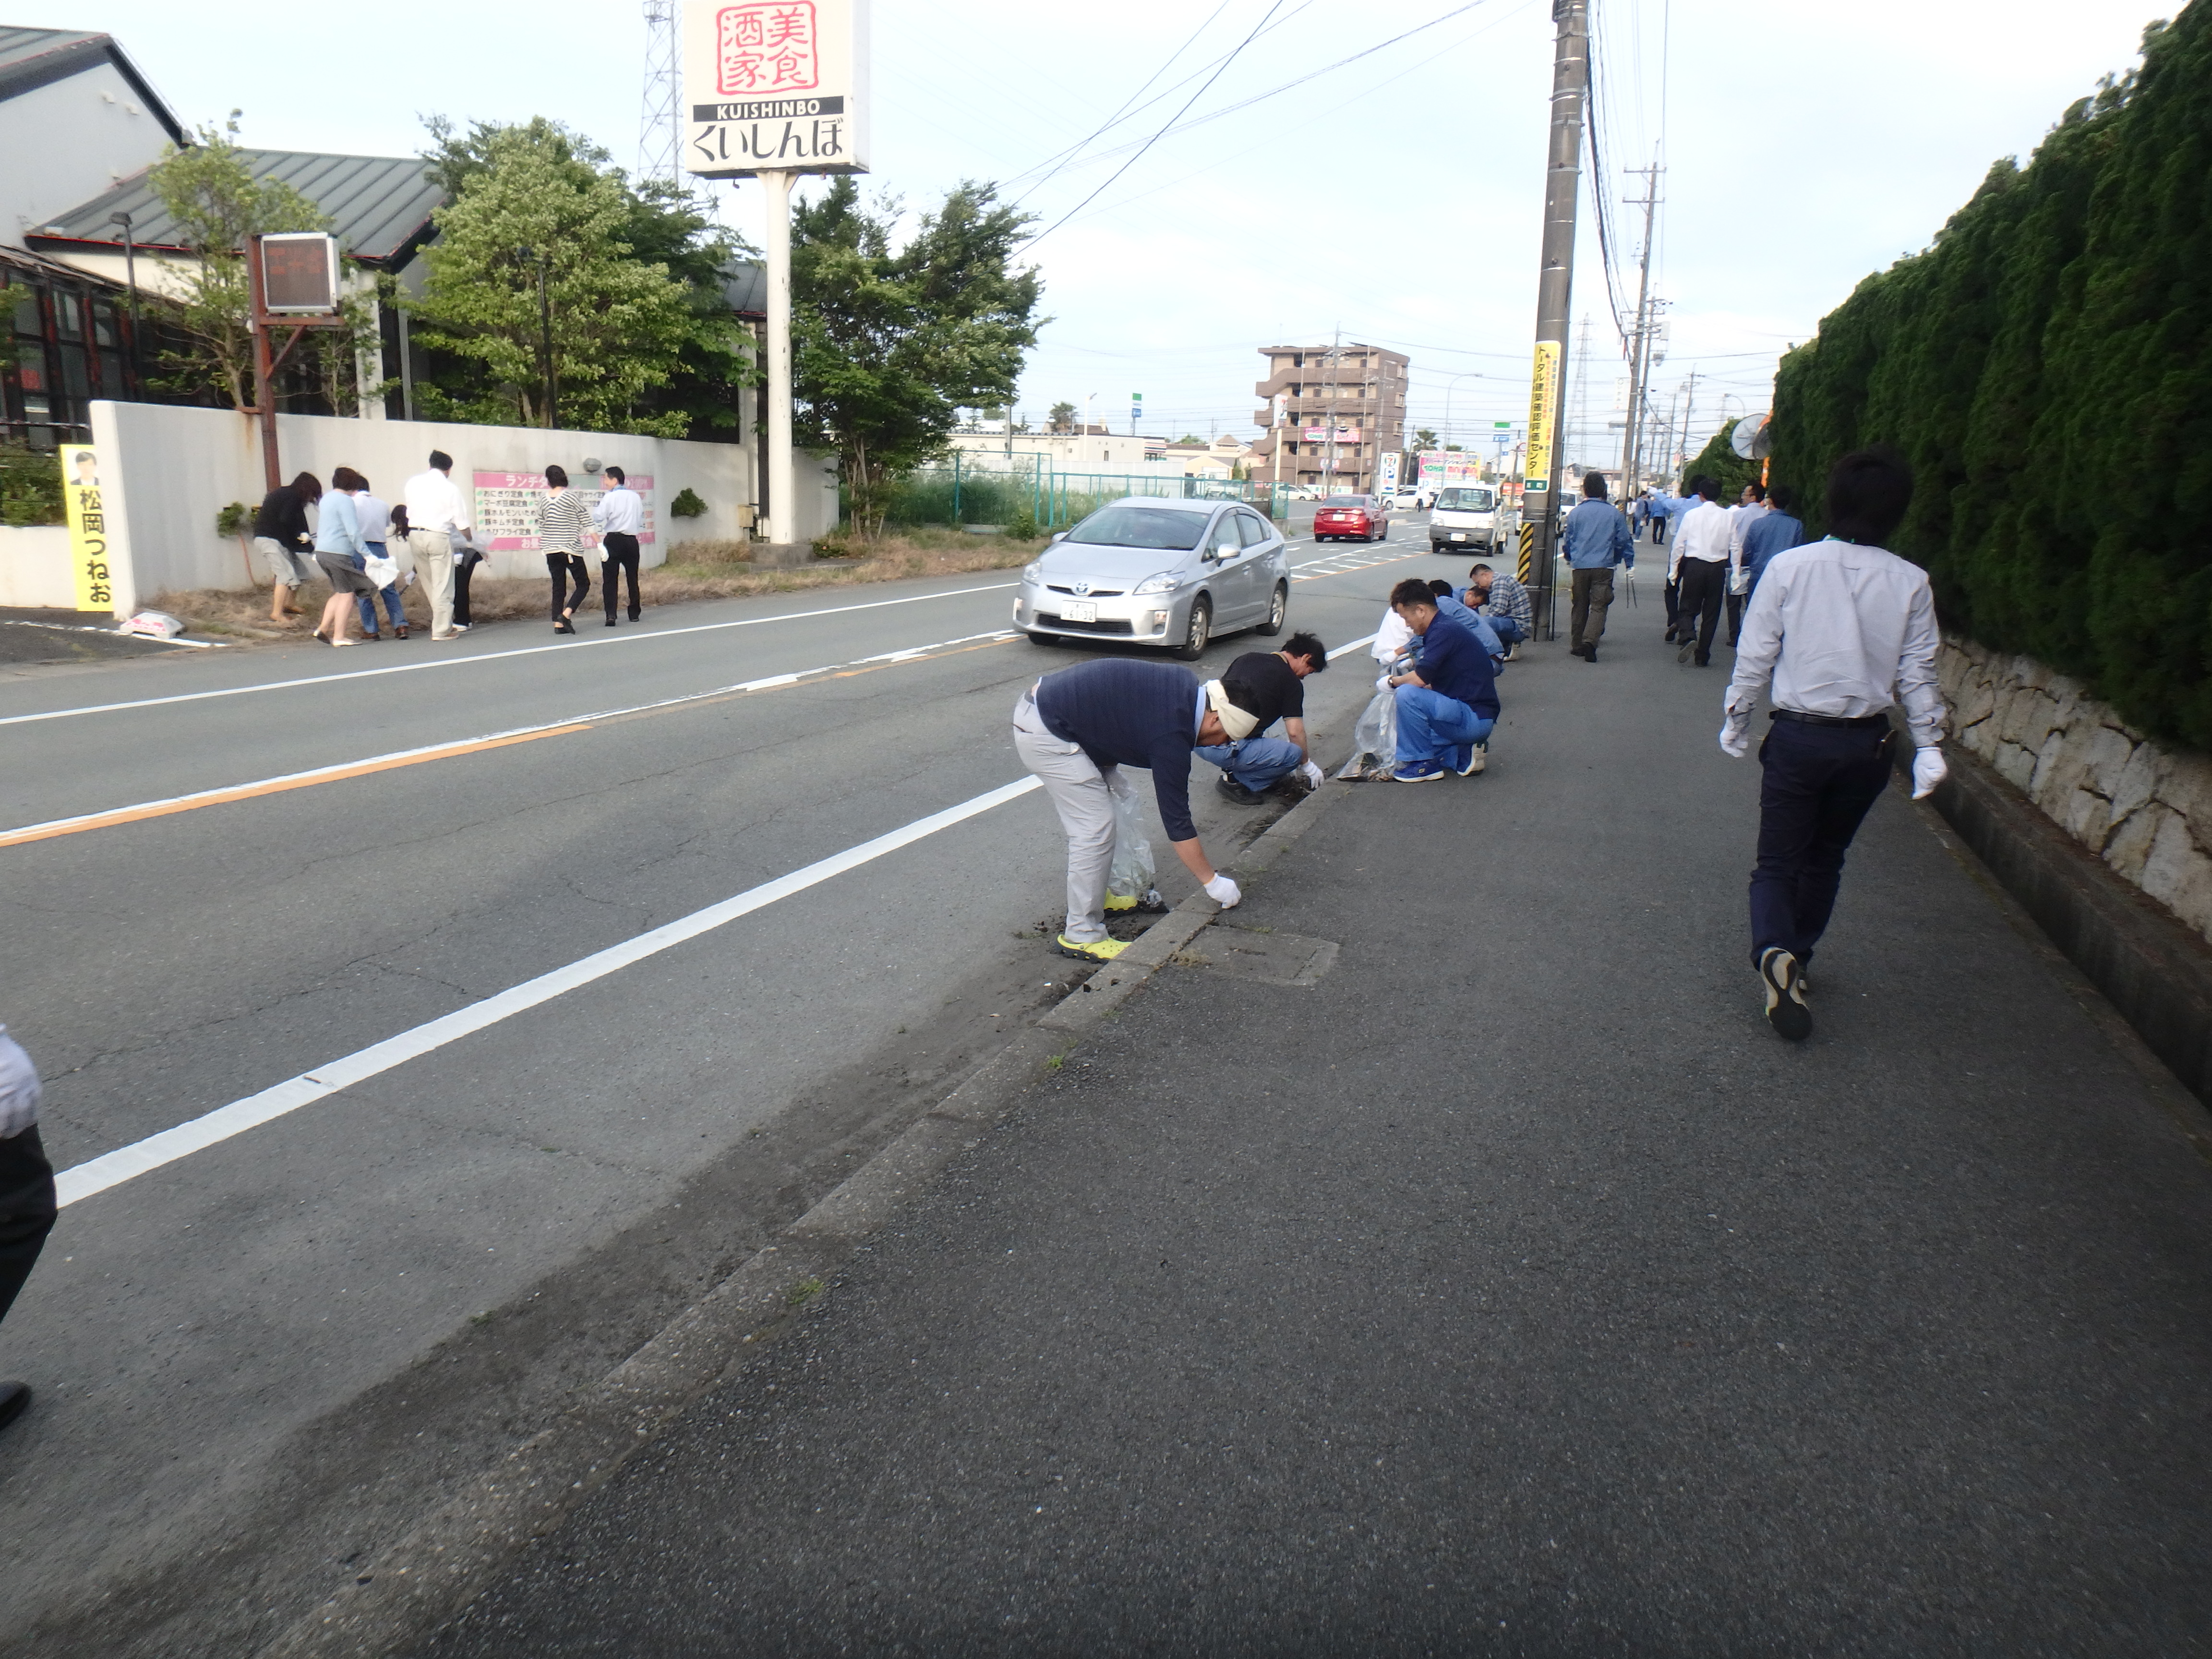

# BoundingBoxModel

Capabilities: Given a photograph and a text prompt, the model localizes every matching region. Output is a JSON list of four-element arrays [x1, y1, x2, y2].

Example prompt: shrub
[[0, 444, 65, 527], [216, 502, 253, 540], [1002, 509, 1040, 540], [670, 486, 707, 517]]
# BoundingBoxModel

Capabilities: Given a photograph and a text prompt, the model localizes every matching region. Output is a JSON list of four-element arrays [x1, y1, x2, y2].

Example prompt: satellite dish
[[1730, 412, 1772, 460]]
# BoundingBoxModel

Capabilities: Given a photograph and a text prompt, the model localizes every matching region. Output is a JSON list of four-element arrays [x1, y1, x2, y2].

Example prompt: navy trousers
[[0, 1127, 55, 1326], [1749, 718, 1895, 968]]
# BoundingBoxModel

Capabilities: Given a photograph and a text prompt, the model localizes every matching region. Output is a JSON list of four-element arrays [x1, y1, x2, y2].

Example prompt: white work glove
[[0, 1028, 41, 1138], [1374, 672, 1392, 694], [1297, 760, 1324, 790], [1202, 873, 1242, 909], [1911, 745, 1948, 799], [1719, 709, 1752, 759]]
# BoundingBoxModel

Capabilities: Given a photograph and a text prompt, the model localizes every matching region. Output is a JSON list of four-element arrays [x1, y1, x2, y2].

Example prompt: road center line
[[53, 775, 1046, 1208], [0, 581, 1021, 729]]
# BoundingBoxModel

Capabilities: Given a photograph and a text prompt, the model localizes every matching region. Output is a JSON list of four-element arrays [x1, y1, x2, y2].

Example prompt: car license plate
[[1450, 531, 1467, 540], [1061, 600, 1097, 622]]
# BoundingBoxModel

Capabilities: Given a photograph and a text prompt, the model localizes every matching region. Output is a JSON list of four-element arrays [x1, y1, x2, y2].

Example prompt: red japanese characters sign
[[717, 3, 818, 95]]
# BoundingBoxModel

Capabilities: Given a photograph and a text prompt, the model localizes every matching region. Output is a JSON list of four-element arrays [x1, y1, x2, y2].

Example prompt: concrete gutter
[[1908, 742, 2212, 1108], [258, 774, 1352, 1658]]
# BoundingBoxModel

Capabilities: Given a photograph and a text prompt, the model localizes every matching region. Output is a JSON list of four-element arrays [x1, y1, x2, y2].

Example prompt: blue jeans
[[1194, 734, 1304, 793], [352, 546, 406, 633], [1394, 684, 1494, 768], [1487, 615, 1527, 647]]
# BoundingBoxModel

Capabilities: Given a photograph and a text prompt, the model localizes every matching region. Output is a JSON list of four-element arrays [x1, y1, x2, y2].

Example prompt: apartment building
[[1249, 342, 1409, 493]]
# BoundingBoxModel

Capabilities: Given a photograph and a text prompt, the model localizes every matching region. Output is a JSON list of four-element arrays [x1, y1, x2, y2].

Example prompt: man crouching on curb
[[1386, 578, 1500, 783], [1014, 658, 1253, 963]]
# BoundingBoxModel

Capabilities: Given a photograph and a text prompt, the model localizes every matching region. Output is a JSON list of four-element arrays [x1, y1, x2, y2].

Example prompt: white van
[[1430, 483, 1503, 553]]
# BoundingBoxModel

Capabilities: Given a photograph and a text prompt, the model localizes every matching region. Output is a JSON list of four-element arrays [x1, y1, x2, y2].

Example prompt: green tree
[[1682, 419, 1761, 501], [409, 120, 705, 435], [792, 178, 1044, 537], [1411, 427, 1440, 450], [144, 114, 329, 410], [1048, 400, 1076, 433]]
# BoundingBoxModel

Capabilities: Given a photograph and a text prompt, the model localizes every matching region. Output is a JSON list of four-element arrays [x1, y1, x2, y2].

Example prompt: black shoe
[[1664, 626, 1678, 642], [1677, 637, 1696, 664], [1583, 644, 1598, 662], [0, 1380, 30, 1432], [1216, 776, 1268, 805], [628, 609, 641, 622], [1759, 947, 1811, 1041], [605, 616, 618, 626], [1695, 657, 1713, 668]]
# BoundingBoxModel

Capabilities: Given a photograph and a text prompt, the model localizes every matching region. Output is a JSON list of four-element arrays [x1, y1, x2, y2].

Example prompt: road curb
[[259, 766, 1357, 1657]]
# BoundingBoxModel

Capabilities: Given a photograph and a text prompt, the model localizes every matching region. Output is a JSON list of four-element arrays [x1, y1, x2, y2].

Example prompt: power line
[[1023, 0, 1288, 251]]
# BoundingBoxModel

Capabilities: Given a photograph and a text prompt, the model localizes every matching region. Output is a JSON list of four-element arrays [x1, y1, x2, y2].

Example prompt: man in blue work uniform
[[1385, 578, 1501, 783], [1012, 659, 1252, 963], [1562, 470, 1635, 661]]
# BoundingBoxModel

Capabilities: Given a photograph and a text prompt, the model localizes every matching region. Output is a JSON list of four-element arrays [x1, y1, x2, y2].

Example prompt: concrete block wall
[[0, 526, 74, 608], [1941, 637, 2212, 947]]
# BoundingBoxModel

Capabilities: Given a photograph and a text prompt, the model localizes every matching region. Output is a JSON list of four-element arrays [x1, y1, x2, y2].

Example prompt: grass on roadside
[[146, 526, 1048, 643]]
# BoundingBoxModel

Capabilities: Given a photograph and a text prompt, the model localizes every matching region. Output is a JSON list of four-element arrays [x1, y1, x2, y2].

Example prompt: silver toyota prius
[[1013, 498, 1292, 660]]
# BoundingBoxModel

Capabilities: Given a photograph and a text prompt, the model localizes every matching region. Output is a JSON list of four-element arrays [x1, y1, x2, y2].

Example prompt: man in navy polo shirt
[[1385, 578, 1501, 782]]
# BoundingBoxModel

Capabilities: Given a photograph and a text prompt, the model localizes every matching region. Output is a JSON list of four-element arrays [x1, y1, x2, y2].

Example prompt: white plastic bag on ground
[[117, 610, 184, 639], [1105, 772, 1157, 906], [1337, 687, 1399, 781]]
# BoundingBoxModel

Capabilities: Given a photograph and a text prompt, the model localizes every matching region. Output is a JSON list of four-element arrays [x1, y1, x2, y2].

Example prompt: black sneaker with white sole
[[1758, 946, 1811, 1040], [1216, 776, 1268, 805]]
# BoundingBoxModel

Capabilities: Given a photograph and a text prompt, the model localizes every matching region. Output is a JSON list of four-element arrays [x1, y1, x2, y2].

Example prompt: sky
[[39, 0, 2174, 470]]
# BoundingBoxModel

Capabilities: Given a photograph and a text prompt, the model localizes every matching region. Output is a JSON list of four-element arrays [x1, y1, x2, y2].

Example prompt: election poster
[[60, 445, 113, 612]]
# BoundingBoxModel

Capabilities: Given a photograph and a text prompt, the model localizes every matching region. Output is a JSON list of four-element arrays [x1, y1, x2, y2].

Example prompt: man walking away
[[1670, 475, 1732, 667], [1013, 659, 1249, 963], [1740, 482, 1804, 597], [1725, 482, 1770, 646], [1385, 578, 1500, 782], [403, 451, 472, 641], [1465, 563, 1532, 658], [1721, 446, 1946, 1040], [594, 465, 645, 626], [1562, 470, 1634, 661], [1206, 633, 1330, 805], [0, 1024, 55, 1435], [252, 472, 321, 624]]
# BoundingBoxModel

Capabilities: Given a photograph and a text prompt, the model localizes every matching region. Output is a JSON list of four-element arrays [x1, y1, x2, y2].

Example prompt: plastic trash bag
[[1106, 774, 1157, 906], [1337, 687, 1400, 781], [117, 610, 185, 639]]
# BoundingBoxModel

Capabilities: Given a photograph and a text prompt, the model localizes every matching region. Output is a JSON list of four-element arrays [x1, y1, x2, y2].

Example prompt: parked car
[[1430, 482, 1503, 553], [1312, 494, 1388, 542], [1014, 498, 1291, 660], [1390, 483, 1435, 511]]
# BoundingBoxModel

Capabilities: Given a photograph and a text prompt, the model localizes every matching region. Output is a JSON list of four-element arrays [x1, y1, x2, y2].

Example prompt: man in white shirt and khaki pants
[[402, 450, 471, 642], [1720, 445, 1948, 1040]]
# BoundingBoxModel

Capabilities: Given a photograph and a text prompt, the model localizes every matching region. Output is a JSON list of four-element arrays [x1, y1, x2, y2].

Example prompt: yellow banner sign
[[1523, 340, 1561, 495], [60, 445, 114, 612]]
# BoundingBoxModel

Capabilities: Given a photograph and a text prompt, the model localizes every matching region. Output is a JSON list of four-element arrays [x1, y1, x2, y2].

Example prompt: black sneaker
[[1216, 776, 1268, 805], [1759, 947, 1811, 1041], [0, 1380, 30, 1433], [1584, 644, 1599, 662]]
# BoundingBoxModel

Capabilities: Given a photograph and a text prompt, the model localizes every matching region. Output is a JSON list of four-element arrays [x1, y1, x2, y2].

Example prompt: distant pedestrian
[[311, 467, 378, 648], [1740, 482, 1805, 595], [1203, 633, 1330, 805], [252, 471, 321, 625], [593, 465, 645, 627], [539, 465, 591, 636], [1013, 658, 1249, 963], [402, 450, 472, 641], [351, 481, 408, 640], [1385, 578, 1499, 783], [1647, 490, 1667, 547], [1670, 475, 1732, 667], [0, 1024, 55, 1435], [1725, 482, 1770, 646], [1561, 470, 1633, 661], [1721, 445, 1947, 1040], [1464, 562, 1532, 658]]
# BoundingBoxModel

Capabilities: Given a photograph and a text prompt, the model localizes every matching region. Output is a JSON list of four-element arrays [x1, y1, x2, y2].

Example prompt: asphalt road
[[0, 514, 1458, 1657], [421, 568, 2212, 1658]]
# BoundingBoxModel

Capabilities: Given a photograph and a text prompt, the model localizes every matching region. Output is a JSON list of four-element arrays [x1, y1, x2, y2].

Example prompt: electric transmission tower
[[639, 0, 681, 185]]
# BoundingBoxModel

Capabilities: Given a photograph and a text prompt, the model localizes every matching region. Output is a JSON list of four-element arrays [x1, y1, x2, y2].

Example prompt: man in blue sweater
[[1739, 481, 1805, 596], [1013, 659, 1252, 963], [1386, 578, 1501, 782]]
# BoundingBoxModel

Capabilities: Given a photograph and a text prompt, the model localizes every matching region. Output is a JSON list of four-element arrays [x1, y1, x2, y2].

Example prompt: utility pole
[[1675, 369, 1698, 489], [1571, 311, 1592, 481], [1517, 0, 1589, 636], [1618, 160, 1662, 500]]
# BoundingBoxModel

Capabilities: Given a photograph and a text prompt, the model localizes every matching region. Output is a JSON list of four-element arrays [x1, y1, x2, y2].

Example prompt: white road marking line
[[54, 775, 1046, 1207], [1, 630, 1020, 846], [51, 627, 1384, 1203], [0, 582, 1022, 729]]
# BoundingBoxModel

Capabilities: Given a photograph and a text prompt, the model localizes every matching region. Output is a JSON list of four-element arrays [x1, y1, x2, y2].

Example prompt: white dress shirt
[[1670, 499, 1734, 580], [1723, 537, 1946, 748], [1370, 606, 1413, 665], [353, 492, 391, 544], [403, 468, 469, 537], [1728, 502, 1770, 561], [592, 485, 644, 537]]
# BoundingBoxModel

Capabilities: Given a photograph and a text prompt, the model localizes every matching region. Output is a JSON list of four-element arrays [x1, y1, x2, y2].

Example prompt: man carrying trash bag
[[1013, 659, 1256, 963]]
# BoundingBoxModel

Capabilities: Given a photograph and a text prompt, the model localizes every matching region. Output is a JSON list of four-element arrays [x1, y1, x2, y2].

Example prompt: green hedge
[[1683, 419, 1762, 504], [1772, 12, 2212, 750]]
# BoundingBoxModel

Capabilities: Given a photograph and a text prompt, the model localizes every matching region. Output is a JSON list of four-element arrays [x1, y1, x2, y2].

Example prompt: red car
[[1312, 494, 1388, 542]]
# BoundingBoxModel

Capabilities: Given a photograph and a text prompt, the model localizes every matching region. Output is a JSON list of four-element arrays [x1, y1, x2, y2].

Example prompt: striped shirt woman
[[541, 463, 593, 634]]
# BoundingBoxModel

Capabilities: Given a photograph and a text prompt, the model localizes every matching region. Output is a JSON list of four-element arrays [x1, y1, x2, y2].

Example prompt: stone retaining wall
[[1941, 637, 2212, 946]]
